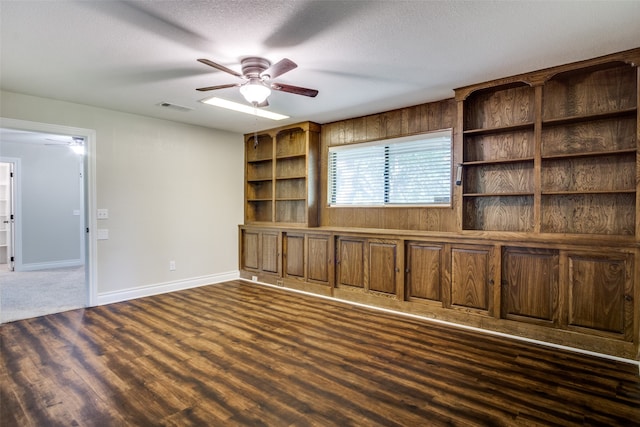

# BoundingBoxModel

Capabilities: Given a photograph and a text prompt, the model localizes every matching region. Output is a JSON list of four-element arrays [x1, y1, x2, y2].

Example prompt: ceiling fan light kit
[[196, 56, 318, 107], [239, 79, 271, 104]]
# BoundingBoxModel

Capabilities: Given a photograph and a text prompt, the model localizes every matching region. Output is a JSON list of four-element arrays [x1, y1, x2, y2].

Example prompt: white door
[[0, 161, 15, 271]]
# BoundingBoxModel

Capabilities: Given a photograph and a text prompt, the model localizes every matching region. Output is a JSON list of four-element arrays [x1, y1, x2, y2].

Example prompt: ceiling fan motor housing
[[242, 57, 271, 78]]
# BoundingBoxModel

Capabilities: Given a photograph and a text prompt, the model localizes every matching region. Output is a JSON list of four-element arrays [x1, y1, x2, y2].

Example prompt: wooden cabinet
[[335, 236, 365, 289], [449, 244, 495, 315], [283, 233, 305, 279], [307, 233, 332, 285], [367, 239, 400, 297], [239, 49, 640, 361], [405, 241, 444, 303], [457, 49, 640, 237], [240, 228, 280, 276], [245, 122, 320, 226], [239, 225, 638, 359], [565, 251, 634, 341], [282, 231, 333, 287], [501, 247, 559, 325], [335, 236, 401, 297]]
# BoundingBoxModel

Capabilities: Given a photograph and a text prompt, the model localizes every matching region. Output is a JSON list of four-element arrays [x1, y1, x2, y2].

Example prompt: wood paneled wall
[[320, 99, 457, 230]]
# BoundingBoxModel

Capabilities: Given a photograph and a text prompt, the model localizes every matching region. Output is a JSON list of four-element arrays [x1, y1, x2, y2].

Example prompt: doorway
[[0, 161, 14, 271], [0, 118, 97, 322]]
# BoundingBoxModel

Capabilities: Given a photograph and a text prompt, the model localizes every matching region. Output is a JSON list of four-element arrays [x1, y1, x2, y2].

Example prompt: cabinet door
[[566, 252, 634, 340], [450, 245, 495, 314], [367, 240, 398, 295], [336, 237, 365, 288], [406, 242, 443, 302], [260, 232, 280, 274], [242, 230, 260, 271], [308, 234, 331, 285], [283, 233, 305, 279], [502, 247, 559, 324]]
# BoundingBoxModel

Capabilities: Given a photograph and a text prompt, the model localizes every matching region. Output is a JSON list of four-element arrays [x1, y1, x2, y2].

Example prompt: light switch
[[97, 229, 109, 240], [97, 209, 109, 219]]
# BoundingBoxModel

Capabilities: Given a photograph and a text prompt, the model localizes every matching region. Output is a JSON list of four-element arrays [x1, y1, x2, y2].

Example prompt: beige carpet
[[0, 265, 86, 323]]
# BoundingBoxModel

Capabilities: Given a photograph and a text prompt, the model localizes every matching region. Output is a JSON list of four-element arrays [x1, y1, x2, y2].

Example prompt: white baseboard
[[17, 259, 84, 271], [96, 270, 239, 306]]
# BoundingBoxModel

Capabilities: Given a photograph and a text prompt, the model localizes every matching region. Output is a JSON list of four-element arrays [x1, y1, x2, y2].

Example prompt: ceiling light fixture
[[239, 79, 271, 105], [200, 97, 289, 121]]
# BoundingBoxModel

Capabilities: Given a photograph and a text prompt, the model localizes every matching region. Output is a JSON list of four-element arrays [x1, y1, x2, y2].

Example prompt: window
[[328, 130, 452, 206]]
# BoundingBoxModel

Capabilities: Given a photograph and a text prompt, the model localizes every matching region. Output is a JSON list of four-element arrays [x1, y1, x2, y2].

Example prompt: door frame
[[0, 158, 19, 271], [0, 117, 98, 307]]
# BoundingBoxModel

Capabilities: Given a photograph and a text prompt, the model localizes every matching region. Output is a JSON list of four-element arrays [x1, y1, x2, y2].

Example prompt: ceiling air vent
[[157, 102, 193, 112]]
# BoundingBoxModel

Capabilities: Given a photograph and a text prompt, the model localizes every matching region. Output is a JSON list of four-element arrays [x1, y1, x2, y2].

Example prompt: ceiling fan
[[45, 136, 85, 154], [196, 57, 318, 106]]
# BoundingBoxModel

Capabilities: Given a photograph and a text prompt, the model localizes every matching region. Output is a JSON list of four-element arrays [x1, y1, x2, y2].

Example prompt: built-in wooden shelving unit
[[245, 122, 320, 226], [241, 49, 640, 361], [458, 52, 639, 237]]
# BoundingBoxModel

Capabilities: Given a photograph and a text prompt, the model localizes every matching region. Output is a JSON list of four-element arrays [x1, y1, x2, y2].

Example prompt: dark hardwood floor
[[1, 280, 639, 426]]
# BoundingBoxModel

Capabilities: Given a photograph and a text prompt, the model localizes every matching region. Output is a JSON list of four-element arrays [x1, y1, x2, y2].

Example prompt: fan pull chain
[[253, 106, 259, 149]]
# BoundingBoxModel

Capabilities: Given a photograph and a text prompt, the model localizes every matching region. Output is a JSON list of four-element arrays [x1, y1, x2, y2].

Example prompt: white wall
[[0, 90, 244, 300], [0, 141, 83, 268]]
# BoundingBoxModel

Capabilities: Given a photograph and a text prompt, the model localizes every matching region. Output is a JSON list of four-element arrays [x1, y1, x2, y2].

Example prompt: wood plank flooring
[[1, 280, 639, 426]]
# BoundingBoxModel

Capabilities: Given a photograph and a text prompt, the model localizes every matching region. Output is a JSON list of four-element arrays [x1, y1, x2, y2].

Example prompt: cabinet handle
[[624, 294, 633, 302], [488, 279, 494, 286]]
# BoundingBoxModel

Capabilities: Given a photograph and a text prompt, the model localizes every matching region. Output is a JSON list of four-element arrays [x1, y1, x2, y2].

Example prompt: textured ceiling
[[1, 0, 639, 135]]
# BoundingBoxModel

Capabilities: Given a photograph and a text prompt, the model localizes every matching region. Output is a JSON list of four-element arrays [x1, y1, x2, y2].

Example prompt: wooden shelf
[[464, 192, 535, 197], [276, 175, 306, 180], [463, 157, 534, 166], [541, 189, 636, 196], [247, 157, 273, 163], [463, 122, 534, 136], [541, 148, 636, 160], [542, 108, 637, 127], [276, 153, 305, 160]]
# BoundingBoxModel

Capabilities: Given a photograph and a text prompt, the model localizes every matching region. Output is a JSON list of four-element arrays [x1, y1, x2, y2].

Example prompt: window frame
[[327, 129, 453, 208]]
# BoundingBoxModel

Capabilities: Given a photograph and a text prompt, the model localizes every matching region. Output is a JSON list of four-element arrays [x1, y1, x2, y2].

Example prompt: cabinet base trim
[[241, 278, 639, 367]]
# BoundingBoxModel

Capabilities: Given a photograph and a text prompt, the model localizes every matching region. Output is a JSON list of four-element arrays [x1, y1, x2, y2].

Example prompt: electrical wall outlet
[[97, 209, 109, 219], [169, 260, 176, 271], [251, 275, 258, 281]]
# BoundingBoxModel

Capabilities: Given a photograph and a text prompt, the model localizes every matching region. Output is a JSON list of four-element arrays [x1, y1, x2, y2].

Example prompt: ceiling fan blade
[[262, 58, 297, 79], [196, 83, 240, 92], [197, 59, 242, 78], [270, 82, 318, 97]]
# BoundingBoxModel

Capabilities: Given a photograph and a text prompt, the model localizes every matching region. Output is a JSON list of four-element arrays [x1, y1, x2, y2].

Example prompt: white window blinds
[[328, 130, 452, 206]]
